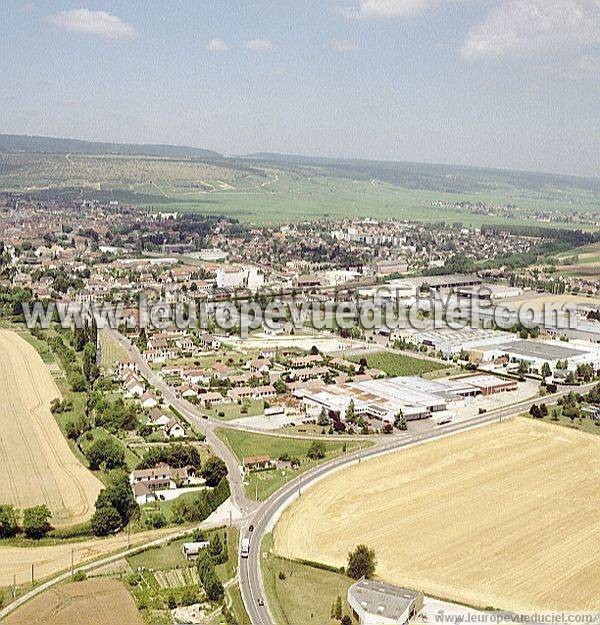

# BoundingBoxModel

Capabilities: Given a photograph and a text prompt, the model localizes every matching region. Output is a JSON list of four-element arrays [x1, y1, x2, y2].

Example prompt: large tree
[[347, 544, 376, 580], [91, 504, 122, 536], [23, 505, 52, 539], [0, 504, 19, 538], [394, 410, 407, 431], [201, 455, 228, 487]]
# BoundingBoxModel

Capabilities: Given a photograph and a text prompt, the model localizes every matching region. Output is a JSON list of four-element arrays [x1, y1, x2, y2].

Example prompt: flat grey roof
[[349, 578, 421, 620], [495, 340, 585, 360]]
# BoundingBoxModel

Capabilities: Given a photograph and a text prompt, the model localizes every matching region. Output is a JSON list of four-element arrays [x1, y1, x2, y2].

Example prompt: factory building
[[301, 374, 516, 424]]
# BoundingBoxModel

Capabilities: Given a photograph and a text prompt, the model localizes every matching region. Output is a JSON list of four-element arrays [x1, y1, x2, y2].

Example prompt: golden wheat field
[[274, 418, 600, 612], [3, 578, 143, 625], [0, 330, 102, 526]]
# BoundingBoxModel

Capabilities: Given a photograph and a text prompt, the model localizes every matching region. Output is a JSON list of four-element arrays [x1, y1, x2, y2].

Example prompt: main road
[[107, 329, 596, 625]]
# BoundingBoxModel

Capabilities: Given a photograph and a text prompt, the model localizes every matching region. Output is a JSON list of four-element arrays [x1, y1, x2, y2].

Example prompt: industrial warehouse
[[300, 374, 517, 424]]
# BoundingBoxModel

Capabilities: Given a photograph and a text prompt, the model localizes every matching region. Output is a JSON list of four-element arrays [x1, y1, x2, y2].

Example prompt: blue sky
[[1, 1, 600, 177]]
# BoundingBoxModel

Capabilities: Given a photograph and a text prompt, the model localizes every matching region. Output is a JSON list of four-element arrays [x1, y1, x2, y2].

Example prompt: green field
[[216, 429, 369, 500], [347, 351, 448, 377], [3, 149, 600, 228], [205, 399, 265, 421], [261, 533, 356, 625], [99, 330, 129, 370], [525, 410, 600, 437]]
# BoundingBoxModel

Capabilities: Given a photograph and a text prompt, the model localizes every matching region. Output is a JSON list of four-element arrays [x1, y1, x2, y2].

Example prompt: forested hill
[[0, 134, 222, 160]]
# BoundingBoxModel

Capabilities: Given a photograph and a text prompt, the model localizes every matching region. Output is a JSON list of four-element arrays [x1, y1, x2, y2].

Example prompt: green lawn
[[261, 533, 356, 625], [526, 409, 600, 436], [205, 399, 265, 421], [216, 428, 369, 500], [127, 536, 192, 570], [139, 489, 206, 526], [347, 350, 447, 377]]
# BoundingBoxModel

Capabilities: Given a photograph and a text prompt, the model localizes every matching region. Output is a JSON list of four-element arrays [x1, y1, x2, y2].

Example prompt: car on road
[[249, 524, 254, 532], [258, 598, 264, 606]]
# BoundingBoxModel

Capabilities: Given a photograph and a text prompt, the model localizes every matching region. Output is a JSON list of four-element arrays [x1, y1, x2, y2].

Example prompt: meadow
[[261, 533, 354, 625], [347, 350, 449, 377]]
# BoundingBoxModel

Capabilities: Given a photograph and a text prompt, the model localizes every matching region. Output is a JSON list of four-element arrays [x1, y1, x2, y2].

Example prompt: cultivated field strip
[[2, 578, 144, 625], [274, 418, 600, 612], [0, 330, 102, 525]]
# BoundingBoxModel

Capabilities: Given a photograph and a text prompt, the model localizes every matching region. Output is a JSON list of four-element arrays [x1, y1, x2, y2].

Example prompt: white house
[[140, 392, 159, 409], [165, 419, 186, 438], [148, 408, 170, 427], [182, 541, 210, 561], [124, 377, 144, 398]]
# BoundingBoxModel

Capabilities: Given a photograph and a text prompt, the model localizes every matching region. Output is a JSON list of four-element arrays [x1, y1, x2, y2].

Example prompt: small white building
[[348, 578, 423, 625], [182, 541, 210, 561]]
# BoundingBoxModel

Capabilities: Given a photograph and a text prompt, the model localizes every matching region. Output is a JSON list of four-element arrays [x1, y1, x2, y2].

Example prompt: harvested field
[[274, 418, 600, 612], [0, 526, 176, 587], [3, 578, 143, 625], [0, 330, 102, 525]]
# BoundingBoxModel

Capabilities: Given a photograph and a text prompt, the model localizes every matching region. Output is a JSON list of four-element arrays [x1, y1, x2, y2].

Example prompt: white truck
[[241, 537, 250, 559], [436, 413, 454, 426]]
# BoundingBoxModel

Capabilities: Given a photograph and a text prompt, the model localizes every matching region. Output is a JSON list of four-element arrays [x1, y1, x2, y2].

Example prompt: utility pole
[[31, 564, 34, 587], [12, 574, 16, 599]]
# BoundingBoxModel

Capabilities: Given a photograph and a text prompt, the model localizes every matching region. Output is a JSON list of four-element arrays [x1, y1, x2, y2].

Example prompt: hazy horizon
[[2, 1, 600, 178], [4, 130, 600, 183]]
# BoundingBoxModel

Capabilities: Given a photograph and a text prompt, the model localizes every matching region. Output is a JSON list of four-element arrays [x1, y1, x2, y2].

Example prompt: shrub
[[307, 441, 326, 460]]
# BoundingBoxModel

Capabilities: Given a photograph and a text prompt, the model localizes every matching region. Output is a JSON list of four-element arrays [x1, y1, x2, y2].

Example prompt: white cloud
[[46, 8, 135, 40], [551, 54, 600, 78], [340, 0, 468, 18], [330, 38, 357, 52], [207, 38, 229, 52], [461, 0, 600, 60], [246, 39, 273, 51]]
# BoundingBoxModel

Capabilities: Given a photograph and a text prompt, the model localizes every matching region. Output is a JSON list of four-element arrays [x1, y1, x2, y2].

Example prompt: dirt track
[[274, 418, 600, 612], [0, 330, 102, 526], [3, 578, 143, 625]]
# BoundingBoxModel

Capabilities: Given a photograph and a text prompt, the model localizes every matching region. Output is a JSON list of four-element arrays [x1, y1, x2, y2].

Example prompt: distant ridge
[[0, 133, 222, 160]]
